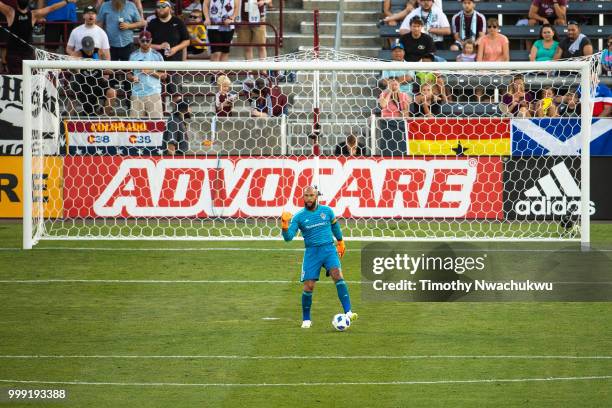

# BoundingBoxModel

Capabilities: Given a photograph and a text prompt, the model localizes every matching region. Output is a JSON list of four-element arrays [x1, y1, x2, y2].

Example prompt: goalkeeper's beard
[[304, 199, 317, 211]]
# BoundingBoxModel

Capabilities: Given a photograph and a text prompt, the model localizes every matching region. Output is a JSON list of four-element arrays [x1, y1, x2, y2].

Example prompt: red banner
[[63, 156, 503, 219]]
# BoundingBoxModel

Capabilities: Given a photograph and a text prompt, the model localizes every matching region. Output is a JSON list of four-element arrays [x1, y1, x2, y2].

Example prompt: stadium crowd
[[0, 0, 609, 123]]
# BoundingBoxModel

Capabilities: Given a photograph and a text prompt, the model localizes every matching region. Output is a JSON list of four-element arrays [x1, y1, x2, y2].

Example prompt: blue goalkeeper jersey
[[282, 205, 343, 247]]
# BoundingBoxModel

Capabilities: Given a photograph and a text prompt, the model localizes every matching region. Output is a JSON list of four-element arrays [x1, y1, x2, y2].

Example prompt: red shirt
[[215, 92, 234, 117]]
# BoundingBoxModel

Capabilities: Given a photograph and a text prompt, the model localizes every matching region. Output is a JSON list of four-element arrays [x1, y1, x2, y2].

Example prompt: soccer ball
[[332, 313, 351, 331]]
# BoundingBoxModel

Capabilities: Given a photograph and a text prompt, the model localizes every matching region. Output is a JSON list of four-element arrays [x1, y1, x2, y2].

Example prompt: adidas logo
[[514, 162, 595, 216]]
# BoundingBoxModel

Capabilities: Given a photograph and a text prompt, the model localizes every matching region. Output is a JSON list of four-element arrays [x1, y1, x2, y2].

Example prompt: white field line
[[1, 247, 611, 252], [0, 375, 610, 387], [0, 355, 611, 360]]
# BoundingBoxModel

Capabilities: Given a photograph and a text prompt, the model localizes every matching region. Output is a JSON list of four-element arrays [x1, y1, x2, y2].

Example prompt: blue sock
[[302, 290, 313, 321], [335, 279, 352, 313]]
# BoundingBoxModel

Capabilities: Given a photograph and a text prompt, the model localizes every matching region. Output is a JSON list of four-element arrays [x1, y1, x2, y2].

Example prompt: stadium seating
[[378, 49, 531, 61]]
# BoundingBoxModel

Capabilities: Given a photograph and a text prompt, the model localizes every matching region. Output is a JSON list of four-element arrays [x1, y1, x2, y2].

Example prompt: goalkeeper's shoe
[[301, 320, 312, 329], [346, 311, 358, 322]]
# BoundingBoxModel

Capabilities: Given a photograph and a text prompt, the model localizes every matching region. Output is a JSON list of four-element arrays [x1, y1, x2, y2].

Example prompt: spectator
[[557, 92, 579, 117], [471, 86, 492, 103], [148, 0, 190, 104], [399, 0, 450, 49], [37, 0, 77, 52], [528, 0, 566, 27], [529, 24, 559, 62], [237, 0, 271, 60], [96, 0, 143, 18], [501, 75, 534, 118], [163, 99, 192, 155], [535, 86, 559, 117], [412, 82, 442, 117], [334, 134, 367, 157], [416, 53, 447, 102], [203, 0, 239, 62], [97, 0, 144, 60], [128, 31, 166, 119], [554, 21, 593, 60], [66, 5, 110, 60], [477, 18, 509, 62], [0, 0, 75, 74], [69, 36, 117, 115], [249, 77, 287, 117], [399, 16, 435, 62], [602, 36, 612, 76], [382, 0, 416, 27], [215, 75, 236, 117], [186, 9, 208, 58], [380, 41, 415, 99], [456, 38, 476, 62], [378, 78, 410, 118], [450, 0, 485, 52], [592, 82, 612, 118]]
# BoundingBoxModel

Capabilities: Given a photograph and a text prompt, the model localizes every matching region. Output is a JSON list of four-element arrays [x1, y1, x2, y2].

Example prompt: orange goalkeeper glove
[[336, 240, 346, 259], [281, 211, 292, 230]]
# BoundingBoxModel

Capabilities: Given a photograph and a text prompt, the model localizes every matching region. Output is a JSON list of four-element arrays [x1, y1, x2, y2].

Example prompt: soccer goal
[[22, 50, 596, 248]]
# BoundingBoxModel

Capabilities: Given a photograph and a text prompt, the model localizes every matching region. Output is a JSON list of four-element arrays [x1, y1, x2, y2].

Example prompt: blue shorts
[[300, 244, 341, 282]]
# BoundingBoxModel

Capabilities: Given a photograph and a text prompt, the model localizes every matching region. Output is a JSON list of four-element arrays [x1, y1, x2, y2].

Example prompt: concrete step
[[296, 70, 380, 86], [267, 10, 381, 32], [296, 45, 381, 58], [292, 95, 378, 112], [300, 21, 379, 35], [281, 32, 381, 50], [302, 0, 381, 11]]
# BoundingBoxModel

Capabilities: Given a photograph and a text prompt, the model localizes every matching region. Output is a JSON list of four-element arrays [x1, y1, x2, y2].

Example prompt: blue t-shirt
[[533, 39, 558, 62], [46, 0, 77, 22], [129, 48, 164, 97], [282, 205, 343, 247], [97, 1, 141, 48]]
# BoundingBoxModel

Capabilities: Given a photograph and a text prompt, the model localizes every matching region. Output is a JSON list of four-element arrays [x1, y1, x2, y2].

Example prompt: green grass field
[[1, 221, 611, 407]]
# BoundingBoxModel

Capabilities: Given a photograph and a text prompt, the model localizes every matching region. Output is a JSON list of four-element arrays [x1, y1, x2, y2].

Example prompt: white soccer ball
[[332, 313, 351, 331]]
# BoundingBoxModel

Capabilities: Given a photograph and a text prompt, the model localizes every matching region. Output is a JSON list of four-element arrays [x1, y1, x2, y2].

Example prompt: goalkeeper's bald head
[[303, 185, 319, 210]]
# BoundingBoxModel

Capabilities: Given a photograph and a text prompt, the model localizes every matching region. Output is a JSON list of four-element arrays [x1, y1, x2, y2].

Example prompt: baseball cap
[[139, 31, 152, 40], [391, 41, 404, 50], [83, 5, 96, 14], [81, 36, 95, 53], [156, 0, 172, 8]]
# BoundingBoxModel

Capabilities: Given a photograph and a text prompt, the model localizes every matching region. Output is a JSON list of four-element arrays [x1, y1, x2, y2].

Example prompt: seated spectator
[[128, 31, 166, 119], [70, 36, 117, 116], [382, 0, 416, 27], [203, 0, 239, 62], [554, 21, 593, 60], [163, 99, 192, 155], [557, 92, 580, 117], [379, 41, 415, 99], [477, 18, 509, 62], [412, 82, 442, 117], [399, 16, 436, 62], [66, 5, 110, 60], [97, 0, 145, 60], [38, 0, 78, 53], [416, 53, 448, 103], [450, 0, 485, 52], [0, 0, 75, 74], [456, 39, 476, 62], [215, 75, 236, 117], [535, 86, 559, 117], [601, 36, 612, 76], [335, 134, 367, 157], [378, 78, 410, 118], [471, 86, 492, 103], [185, 9, 208, 58], [399, 0, 450, 49], [248, 77, 287, 117], [529, 24, 559, 62], [501, 75, 534, 118], [528, 0, 566, 27]]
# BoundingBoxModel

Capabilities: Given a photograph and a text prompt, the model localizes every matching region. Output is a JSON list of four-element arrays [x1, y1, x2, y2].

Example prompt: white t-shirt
[[67, 24, 110, 52], [401, 6, 450, 44]]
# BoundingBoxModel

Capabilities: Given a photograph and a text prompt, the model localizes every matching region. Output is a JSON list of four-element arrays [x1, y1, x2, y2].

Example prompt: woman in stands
[[535, 86, 559, 118], [378, 78, 411, 118], [476, 17, 509, 62], [529, 24, 559, 62], [502, 75, 534, 118]]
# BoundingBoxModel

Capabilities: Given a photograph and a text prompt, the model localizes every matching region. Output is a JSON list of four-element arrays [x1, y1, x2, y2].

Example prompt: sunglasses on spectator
[[488, 25, 498, 28], [189, 14, 199, 18], [140, 38, 152, 43], [156, 3, 170, 8]]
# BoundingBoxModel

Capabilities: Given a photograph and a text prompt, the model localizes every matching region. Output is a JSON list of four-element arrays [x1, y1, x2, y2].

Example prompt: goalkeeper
[[281, 186, 357, 329]]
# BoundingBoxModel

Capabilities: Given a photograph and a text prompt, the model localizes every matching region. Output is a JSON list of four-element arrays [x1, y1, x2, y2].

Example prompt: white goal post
[[22, 57, 594, 249]]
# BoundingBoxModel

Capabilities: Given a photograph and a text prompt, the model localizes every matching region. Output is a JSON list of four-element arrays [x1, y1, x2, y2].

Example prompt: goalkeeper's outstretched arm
[[331, 218, 343, 242], [281, 212, 298, 242]]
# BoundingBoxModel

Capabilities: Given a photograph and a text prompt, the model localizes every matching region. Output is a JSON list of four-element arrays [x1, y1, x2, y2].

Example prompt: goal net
[[22, 49, 597, 248]]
